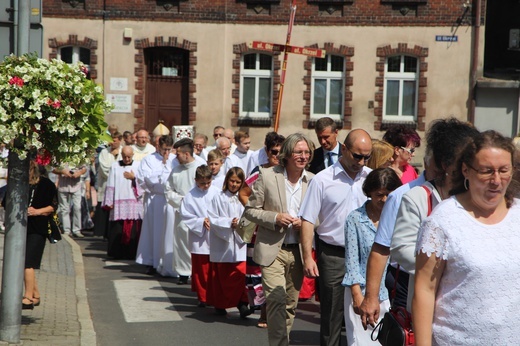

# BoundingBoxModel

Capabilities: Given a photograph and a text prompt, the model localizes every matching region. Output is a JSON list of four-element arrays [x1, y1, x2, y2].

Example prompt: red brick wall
[[45, 0, 484, 27]]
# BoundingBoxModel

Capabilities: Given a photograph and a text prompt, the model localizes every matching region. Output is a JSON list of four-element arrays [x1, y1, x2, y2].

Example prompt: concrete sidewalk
[[0, 231, 95, 345]]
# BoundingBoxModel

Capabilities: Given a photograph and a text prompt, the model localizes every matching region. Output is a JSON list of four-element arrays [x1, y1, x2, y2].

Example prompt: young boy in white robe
[[180, 165, 219, 307], [207, 149, 225, 190]]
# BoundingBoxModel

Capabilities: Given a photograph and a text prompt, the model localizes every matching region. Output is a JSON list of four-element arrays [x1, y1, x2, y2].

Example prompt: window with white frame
[[240, 53, 273, 118], [383, 55, 418, 122], [58, 46, 91, 68], [311, 54, 344, 120]]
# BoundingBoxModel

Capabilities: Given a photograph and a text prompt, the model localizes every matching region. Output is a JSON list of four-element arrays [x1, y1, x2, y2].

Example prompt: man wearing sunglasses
[[309, 117, 342, 174], [299, 129, 372, 346]]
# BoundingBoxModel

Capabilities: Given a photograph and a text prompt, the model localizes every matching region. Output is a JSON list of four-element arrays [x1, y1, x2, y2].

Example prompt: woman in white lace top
[[413, 130, 520, 345]]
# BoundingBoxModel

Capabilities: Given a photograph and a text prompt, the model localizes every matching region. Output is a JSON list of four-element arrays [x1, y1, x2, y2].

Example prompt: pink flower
[[36, 149, 52, 166], [47, 99, 61, 109], [80, 66, 89, 76], [8, 76, 24, 87]]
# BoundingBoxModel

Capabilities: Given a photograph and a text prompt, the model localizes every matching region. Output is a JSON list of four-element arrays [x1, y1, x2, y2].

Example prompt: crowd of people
[[8, 116, 520, 345]]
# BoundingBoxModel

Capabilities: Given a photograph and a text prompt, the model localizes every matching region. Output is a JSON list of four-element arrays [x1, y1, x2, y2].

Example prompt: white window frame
[[310, 54, 345, 121], [239, 53, 273, 118], [383, 55, 419, 122], [57, 46, 90, 70]]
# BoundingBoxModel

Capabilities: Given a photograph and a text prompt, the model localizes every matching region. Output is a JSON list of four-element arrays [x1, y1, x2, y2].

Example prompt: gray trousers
[[58, 189, 82, 234], [317, 238, 345, 346]]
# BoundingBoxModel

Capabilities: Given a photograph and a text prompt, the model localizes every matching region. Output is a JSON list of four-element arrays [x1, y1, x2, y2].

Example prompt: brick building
[[41, 0, 519, 151]]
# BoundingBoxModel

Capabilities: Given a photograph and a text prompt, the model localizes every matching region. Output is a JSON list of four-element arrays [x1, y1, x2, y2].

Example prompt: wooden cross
[[249, 0, 326, 132]]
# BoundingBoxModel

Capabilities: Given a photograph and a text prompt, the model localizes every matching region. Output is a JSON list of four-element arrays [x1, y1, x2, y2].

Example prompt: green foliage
[[0, 53, 113, 166]]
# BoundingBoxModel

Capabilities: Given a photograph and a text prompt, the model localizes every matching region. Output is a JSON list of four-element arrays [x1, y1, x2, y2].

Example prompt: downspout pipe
[[468, 0, 481, 124]]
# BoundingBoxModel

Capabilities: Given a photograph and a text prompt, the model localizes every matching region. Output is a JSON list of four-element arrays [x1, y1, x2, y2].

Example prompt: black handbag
[[47, 213, 62, 244], [372, 305, 415, 346]]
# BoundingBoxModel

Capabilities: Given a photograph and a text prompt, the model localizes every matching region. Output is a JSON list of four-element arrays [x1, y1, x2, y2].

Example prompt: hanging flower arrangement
[[0, 53, 113, 166]]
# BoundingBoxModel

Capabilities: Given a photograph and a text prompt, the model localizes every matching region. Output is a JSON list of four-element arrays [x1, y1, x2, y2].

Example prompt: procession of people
[[8, 116, 520, 346]]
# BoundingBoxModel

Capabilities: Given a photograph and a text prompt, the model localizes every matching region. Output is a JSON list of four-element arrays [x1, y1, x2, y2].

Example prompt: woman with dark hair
[[342, 168, 402, 344], [23, 161, 58, 309], [413, 130, 520, 345], [389, 118, 479, 312], [383, 125, 421, 183]]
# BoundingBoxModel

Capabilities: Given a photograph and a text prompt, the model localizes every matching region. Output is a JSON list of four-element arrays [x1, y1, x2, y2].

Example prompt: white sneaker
[[72, 232, 84, 238]]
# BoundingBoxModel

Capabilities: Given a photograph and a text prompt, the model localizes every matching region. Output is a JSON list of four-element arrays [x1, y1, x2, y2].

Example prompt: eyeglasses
[[467, 164, 512, 180], [213, 133, 223, 138], [347, 147, 371, 161], [400, 147, 416, 155], [293, 150, 311, 157], [270, 149, 279, 156]]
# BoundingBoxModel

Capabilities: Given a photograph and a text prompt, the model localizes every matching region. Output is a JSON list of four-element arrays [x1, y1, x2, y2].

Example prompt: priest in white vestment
[[103, 146, 143, 259], [95, 132, 123, 237], [164, 138, 204, 284], [131, 129, 156, 162], [135, 135, 175, 275], [216, 137, 242, 174]]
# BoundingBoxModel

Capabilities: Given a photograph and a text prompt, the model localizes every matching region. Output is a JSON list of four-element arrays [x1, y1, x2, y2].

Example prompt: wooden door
[[144, 47, 189, 131]]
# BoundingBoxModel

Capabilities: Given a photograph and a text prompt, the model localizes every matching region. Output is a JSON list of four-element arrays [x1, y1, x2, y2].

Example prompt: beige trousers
[[261, 247, 304, 346]]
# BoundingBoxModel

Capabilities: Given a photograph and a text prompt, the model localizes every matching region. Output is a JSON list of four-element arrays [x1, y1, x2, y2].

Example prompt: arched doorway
[[144, 47, 189, 130]]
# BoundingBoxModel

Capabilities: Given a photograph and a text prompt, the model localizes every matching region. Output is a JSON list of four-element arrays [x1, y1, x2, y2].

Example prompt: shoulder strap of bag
[[421, 184, 433, 216]]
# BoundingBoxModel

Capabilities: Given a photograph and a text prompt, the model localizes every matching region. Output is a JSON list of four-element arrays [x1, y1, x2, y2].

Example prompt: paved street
[[0, 229, 347, 345], [76, 232, 341, 346]]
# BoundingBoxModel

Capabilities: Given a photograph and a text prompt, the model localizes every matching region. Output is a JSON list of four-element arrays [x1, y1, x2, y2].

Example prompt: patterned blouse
[[342, 201, 389, 301]]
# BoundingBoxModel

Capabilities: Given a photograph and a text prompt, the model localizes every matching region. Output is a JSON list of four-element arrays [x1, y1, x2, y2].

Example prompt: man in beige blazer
[[244, 133, 315, 346]]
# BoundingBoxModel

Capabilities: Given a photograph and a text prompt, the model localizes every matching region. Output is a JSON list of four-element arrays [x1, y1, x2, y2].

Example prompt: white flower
[[34, 124, 41, 131], [32, 89, 41, 98], [65, 106, 76, 115], [13, 97, 24, 108]]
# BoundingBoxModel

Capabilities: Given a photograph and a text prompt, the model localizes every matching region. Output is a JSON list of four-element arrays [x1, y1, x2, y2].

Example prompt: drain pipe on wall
[[468, 0, 481, 124]]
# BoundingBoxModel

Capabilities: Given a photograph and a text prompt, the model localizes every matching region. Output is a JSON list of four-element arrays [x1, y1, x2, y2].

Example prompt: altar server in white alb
[[165, 138, 204, 284], [103, 146, 144, 259], [135, 135, 175, 275], [231, 131, 252, 172], [180, 165, 219, 307], [207, 167, 250, 317]]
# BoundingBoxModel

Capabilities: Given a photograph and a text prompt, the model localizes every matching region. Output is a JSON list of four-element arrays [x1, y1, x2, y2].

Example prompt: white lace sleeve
[[415, 217, 449, 260]]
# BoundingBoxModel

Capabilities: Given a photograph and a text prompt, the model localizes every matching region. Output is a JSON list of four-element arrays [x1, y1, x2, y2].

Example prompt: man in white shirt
[[232, 131, 252, 172], [299, 129, 372, 346], [54, 163, 88, 238], [131, 129, 156, 161], [245, 133, 315, 346]]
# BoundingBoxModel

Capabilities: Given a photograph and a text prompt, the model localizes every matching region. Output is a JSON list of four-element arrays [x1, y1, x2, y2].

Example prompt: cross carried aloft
[[249, 0, 326, 132]]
